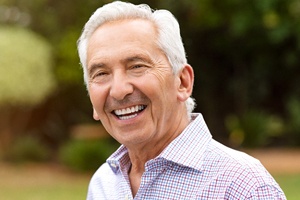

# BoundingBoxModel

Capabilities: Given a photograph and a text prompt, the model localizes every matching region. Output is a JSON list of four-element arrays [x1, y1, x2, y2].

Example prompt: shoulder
[[89, 162, 115, 186], [87, 163, 123, 199], [202, 140, 286, 199], [205, 140, 263, 171], [87, 163, 115, 195]]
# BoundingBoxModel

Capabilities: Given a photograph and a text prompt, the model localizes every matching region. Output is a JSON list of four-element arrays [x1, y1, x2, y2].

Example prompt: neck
[[125, 108, 190, 196], [127, 113, 190, 196], [128, 115, 189, 167], [127, 135, 178, 197]]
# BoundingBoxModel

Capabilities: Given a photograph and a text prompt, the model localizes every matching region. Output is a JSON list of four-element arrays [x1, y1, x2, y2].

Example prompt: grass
[[0, 163, 299, 199], [0, 162, 91, 200], [1, 183, 88, 200], [274, 173, 300, 200]]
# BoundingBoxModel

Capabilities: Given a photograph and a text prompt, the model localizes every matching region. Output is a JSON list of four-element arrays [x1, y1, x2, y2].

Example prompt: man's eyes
[[132, 65, 143, 69], [89, 71, 109, 82], [131, 64, 144, 69], [95, 71, 108, 76], [90, 71, 107, 80], [89, 64, 149, 81]]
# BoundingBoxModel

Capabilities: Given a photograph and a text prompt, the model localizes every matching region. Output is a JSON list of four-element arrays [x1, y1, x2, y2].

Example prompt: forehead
[[89, 19, 157, 46], [87, 19, 162, 65]]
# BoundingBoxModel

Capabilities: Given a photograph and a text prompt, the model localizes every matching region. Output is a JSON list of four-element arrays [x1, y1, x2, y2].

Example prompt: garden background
[[0, 0, 300, 199]]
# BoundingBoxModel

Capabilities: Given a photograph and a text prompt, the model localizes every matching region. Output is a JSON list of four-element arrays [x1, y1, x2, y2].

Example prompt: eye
[[89, 71, 110, 83], [130, 64, 148, 73], [95, 72, 108, 77], [132, 65, 143, 69], [91, 69, 110, 78]]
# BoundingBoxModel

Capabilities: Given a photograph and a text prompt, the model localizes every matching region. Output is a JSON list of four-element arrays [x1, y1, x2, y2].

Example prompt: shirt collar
[[107, 113, 212, 173], [159, 113, 212, 171], [107, 145, 130, 173]]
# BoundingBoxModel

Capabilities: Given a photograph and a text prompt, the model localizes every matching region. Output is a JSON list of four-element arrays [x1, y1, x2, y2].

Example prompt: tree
[[1, 0, 300, 148], [0, 25, 56, 150]]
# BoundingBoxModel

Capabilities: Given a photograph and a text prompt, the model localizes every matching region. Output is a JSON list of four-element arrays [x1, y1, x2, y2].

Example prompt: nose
[[109, 71, 134, 100]]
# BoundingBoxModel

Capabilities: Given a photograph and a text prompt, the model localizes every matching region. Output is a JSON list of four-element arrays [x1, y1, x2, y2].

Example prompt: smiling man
[[77, 1, 286, 200]]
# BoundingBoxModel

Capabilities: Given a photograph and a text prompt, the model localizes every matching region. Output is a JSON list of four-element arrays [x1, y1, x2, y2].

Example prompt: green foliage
[[161, 0, 300, 145], [55, 28, 83, 84], [226, 110, 284, 147], [286, 98, 300, 145], [287, 98, 300, 131], [0, 25, 56, 106], [59, 138, 119, 172], [4, 136, 51, 162], [1, 0, 300, 147]]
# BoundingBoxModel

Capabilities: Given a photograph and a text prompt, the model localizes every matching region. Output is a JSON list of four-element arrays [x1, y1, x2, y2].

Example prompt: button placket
[[124, 194, 129, 200]]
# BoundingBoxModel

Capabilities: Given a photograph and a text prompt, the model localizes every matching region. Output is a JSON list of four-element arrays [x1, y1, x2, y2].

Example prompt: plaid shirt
[[87, 113, 286, 200]]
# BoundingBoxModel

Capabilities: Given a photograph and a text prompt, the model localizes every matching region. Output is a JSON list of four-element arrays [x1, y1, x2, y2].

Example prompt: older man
[[77, 1, 286, 199]]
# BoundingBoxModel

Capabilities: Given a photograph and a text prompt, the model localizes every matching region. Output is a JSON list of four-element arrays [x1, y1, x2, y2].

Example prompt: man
[[77, 1, 286, 199]]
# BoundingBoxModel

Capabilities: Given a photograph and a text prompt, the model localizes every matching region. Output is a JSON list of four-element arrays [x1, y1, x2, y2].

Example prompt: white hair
[[77, 1, 195, 114]]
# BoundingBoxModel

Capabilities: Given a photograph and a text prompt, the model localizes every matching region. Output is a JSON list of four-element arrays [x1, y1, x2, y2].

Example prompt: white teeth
[[114, 105, 145, 118], [119, 113, 138, 120]]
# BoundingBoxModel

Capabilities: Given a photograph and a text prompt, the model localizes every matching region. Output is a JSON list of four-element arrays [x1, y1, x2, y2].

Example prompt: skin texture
[[87, 19, 194, 196]]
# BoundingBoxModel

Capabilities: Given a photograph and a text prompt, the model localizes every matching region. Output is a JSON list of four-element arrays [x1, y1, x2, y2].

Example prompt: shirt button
[[124, 194, 129, 200], [111, 163, 117, 168]]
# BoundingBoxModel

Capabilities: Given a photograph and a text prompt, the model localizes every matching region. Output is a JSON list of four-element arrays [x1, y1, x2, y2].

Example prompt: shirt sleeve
[[247, 184, 287, 200]]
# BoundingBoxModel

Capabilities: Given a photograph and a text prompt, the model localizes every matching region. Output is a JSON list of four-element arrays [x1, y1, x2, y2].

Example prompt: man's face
[[86, 19, 186, 147]]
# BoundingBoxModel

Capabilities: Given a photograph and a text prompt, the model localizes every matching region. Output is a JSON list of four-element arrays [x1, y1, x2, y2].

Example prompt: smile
[[113, 105, 146, 120]]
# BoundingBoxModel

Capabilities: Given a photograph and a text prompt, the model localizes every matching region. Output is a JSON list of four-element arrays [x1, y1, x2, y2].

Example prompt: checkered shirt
[[87, 113, 286, 200]]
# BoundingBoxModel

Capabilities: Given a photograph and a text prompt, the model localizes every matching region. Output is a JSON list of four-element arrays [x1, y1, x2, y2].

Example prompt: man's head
[[77, 1, 195, 114], [77, 1, 195, 147]]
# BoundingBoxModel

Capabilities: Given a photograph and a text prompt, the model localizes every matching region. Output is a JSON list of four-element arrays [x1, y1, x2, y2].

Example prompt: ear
[[93, 108, 100, 121], [177, 64, 194, 102]]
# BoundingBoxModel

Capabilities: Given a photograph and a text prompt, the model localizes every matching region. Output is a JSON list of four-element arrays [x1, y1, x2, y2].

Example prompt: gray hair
[[77, 1, 195, 114]]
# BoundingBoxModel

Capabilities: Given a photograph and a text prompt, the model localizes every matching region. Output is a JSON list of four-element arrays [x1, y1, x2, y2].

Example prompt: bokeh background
[[0, 0, 300, 199]]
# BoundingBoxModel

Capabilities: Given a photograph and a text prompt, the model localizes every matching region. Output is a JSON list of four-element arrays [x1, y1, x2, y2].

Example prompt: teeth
[[119, 113, 138, 120], [114, 105, 145, 117]]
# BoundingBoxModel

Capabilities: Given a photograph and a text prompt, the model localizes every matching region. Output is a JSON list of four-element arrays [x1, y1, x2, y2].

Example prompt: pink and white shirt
[[87, 113, 286, 200]]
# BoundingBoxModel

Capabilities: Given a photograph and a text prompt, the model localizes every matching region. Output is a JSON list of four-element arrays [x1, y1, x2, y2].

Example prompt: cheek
[[142, 73, 177, 104], [147, 68, 174, 87], [88, 85, 107, 111]]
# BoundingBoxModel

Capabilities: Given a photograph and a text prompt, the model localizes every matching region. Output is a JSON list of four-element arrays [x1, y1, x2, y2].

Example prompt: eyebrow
[[88, 63, 106, 78], [122, 55, 154, 65]]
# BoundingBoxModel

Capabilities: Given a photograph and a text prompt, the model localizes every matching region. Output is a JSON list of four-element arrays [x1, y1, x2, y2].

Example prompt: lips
[[113, 105, 146, 120]]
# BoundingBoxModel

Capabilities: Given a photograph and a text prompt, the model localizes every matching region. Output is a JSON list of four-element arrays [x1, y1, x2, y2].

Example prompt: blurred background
[[0, 0, 300, 199]]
